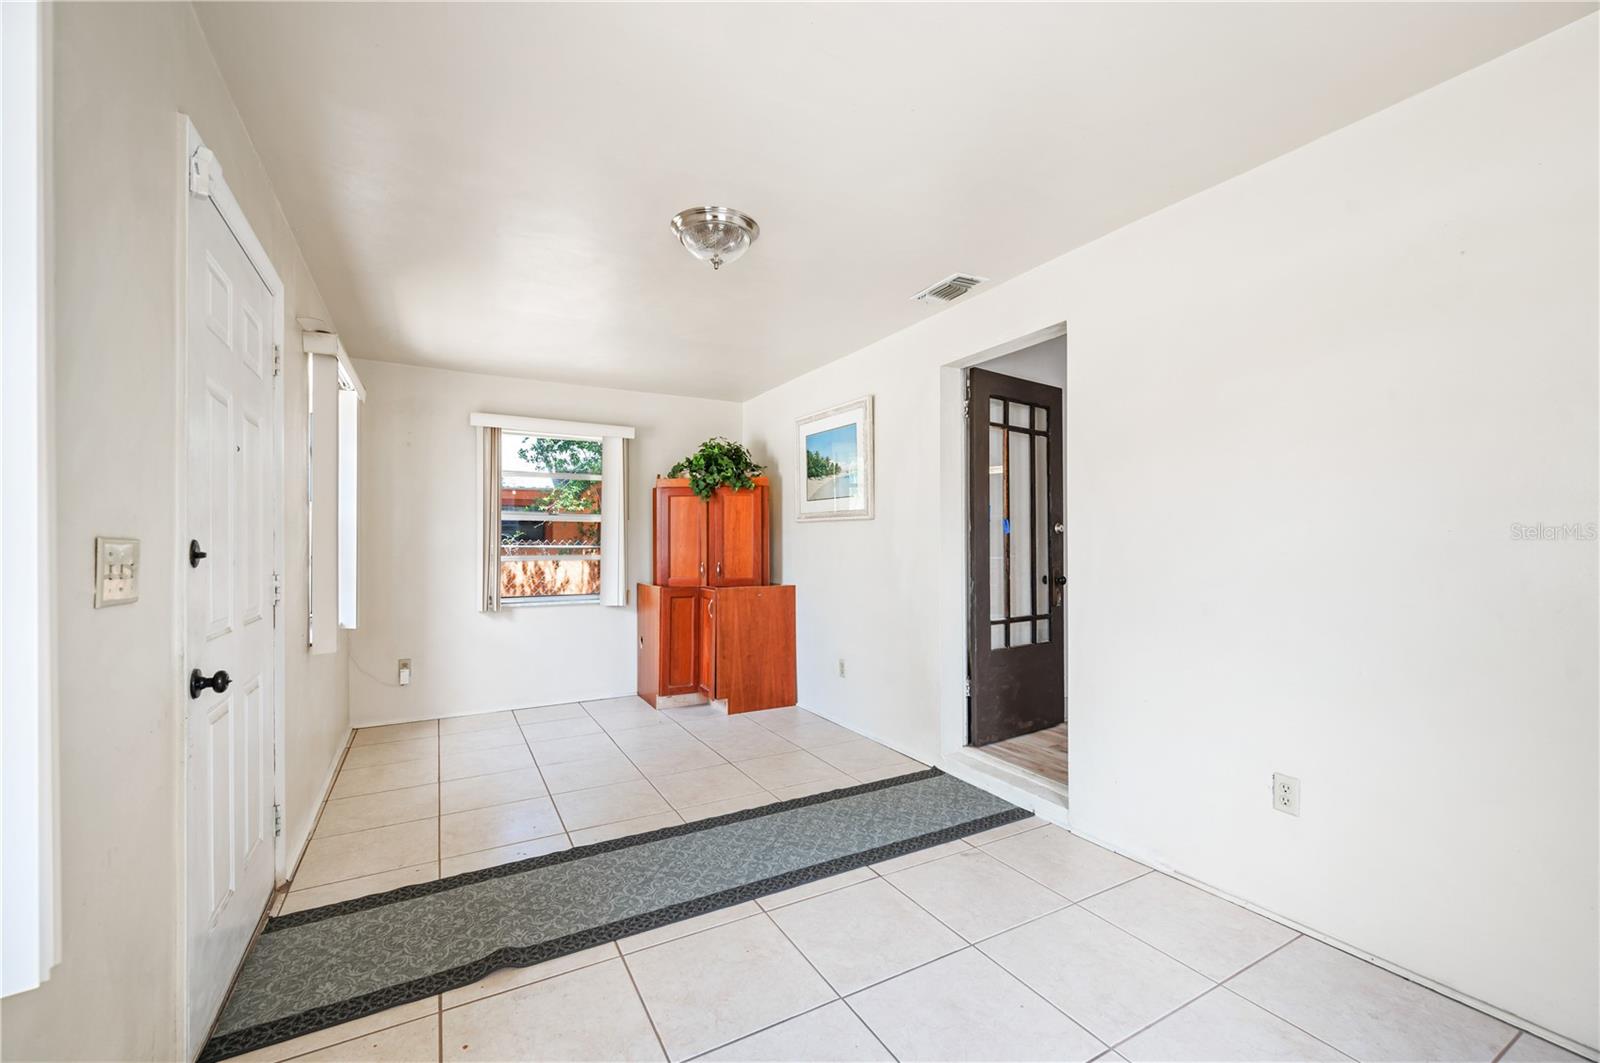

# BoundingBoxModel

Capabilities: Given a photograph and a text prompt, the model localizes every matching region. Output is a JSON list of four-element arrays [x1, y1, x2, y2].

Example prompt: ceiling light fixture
[[670, 206, 760, 271]]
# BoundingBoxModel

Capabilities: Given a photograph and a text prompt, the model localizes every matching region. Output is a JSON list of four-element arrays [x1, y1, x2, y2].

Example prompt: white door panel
[[185, 184, 277, 1058]]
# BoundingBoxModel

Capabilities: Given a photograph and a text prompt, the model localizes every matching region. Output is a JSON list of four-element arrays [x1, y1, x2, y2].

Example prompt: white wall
[[349, 359, 741, 726], [744, 18, 1598, 1051], [0, 5, 351, 1059]]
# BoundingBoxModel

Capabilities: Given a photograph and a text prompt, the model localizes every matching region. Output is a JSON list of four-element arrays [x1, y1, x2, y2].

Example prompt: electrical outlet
[[1273, 773, 1300, 816], [398, 658, 412, 686], [838, 658, 846, 678]]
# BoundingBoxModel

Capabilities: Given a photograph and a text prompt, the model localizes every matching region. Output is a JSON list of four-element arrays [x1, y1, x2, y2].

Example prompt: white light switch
[[95, 537, 140, 607]]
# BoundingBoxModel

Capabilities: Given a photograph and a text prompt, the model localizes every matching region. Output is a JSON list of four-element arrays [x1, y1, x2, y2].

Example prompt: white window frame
[[305, 329, 364, 647], [471, 413, 633, 608], [2, 0, 59, 998]]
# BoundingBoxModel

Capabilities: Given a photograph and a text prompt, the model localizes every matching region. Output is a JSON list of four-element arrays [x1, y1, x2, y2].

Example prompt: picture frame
[[796, 395, 875, 522]]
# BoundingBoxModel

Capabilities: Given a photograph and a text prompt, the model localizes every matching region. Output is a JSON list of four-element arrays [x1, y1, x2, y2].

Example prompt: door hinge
[[272, 344, 282, 377], [271, 570, 282, 627], [272, 803, 282, 838], [188, 146, 221, 197], [964, 678, 971, 697]]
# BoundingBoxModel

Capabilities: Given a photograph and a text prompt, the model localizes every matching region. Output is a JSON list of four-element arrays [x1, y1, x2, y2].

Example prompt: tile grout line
[[1094, 979, 1226, 1057], [1197, 936, 1376, 1062], [679, 999, 858, 1062], [615, 950, 673, 1062], [609, 714, 725, 819], [1208, 983, 1358, 1063], [1070, 896, 1240, 986], [513, 706, 575, 845], [1492, 1031, 1525, 1063]]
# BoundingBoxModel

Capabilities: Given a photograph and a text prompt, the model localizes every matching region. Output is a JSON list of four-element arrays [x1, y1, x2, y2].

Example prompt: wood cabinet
[[639, 582, 796, 713], [639, 474, 794, 714], [652, 477, 770, 588]]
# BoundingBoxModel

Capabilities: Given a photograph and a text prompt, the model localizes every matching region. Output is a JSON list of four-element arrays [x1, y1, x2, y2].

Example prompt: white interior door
[[184, 187, 277, 1056]]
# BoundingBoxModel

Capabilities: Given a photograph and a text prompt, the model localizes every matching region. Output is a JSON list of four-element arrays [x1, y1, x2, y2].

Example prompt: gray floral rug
[[201, 767, 1026, 1062]]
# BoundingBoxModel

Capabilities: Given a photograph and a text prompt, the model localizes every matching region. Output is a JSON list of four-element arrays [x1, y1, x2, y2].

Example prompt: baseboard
[[352, 690, 639, 730], [280, 729, 350, 886]]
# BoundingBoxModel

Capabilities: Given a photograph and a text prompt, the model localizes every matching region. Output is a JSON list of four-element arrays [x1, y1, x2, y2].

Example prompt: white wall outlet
[[838, 658, 846, 678], [1273, 773, 1301, 816], [398, 658, 412, 686]]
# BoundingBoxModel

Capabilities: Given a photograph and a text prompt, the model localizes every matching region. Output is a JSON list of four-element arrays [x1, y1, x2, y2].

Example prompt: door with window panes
[[967, 367, 1065, 746], [499, 433, 604, 602]]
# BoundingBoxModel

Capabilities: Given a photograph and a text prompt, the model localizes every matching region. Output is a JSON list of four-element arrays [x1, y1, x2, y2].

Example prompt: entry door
[[184, 189, 278, 1054], [967, 367, 1065, 746]]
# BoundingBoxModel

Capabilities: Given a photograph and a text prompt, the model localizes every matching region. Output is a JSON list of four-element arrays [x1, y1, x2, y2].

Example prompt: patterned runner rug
[[202, 768, 1026, 1062]]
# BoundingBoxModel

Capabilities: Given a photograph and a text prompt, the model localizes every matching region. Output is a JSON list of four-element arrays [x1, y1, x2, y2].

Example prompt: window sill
[[502, 595, 601, 608]]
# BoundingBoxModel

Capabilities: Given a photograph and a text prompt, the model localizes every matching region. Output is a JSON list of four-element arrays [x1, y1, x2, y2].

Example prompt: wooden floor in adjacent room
[[982, 722, 1068, 785]]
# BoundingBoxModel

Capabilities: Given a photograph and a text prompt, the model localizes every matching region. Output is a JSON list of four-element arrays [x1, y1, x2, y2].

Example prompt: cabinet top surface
[[654, 476, 770, 489]]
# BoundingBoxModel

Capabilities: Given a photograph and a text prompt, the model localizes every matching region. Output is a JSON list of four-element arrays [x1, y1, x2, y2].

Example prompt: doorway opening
[[964, 334, 1068, 790]]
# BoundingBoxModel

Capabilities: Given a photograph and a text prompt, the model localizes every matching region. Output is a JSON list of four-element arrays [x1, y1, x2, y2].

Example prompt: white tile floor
[[249, 700, 1579, 1063]]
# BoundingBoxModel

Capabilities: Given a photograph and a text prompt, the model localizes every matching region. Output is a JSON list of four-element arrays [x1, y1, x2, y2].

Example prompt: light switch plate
[[94, 536, 140, 607]]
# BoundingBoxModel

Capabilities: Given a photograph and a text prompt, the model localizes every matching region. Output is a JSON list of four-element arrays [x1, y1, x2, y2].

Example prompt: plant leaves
[[667, 437, 765, 500]]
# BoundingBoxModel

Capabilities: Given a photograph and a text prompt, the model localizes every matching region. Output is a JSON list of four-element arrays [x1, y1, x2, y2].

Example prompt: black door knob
[[189, 539, 208, 568], [1053, 575, 1067, 586], [189, 668, 231, 699]]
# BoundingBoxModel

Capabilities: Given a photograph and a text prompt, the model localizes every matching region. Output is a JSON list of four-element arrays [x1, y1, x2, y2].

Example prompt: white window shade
[[338, 387, 358, 629], [598, 436, 627, 607]]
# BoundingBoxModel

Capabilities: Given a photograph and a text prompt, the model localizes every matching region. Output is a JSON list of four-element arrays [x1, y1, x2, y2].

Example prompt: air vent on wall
[[911, 273, 988, 304]]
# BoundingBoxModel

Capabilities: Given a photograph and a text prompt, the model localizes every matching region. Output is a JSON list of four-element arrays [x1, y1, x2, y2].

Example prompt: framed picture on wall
[[796, 395, 874, 521]]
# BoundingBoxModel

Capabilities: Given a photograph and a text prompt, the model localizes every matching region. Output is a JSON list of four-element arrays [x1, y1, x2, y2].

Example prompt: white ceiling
[[196, 2, 1589, 401]]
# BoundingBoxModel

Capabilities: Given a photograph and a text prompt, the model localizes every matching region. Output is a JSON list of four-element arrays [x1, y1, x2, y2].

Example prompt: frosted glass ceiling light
[[670, 206, 760, 270]]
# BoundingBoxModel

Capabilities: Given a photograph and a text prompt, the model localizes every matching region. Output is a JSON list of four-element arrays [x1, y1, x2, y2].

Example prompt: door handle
[[189, 668, 231, 699], [189, 539, 208, 568], [1053, 575, 1066, 586]]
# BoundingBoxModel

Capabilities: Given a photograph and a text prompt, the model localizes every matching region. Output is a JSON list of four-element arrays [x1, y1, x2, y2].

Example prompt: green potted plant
[[668, 437, 765, 500]]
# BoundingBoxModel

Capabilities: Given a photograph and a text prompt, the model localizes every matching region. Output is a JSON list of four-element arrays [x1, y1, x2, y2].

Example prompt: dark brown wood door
[[654, 484, 707, 587], [967, 367, 1065, 746], [708, 484, 768, 586]]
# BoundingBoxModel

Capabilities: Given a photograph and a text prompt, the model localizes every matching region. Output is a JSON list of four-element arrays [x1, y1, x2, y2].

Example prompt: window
[[2, 0, 58, 997], [307, 343, 363, 652], [500, 433, 605, 602], [473, 413, 633, 610]]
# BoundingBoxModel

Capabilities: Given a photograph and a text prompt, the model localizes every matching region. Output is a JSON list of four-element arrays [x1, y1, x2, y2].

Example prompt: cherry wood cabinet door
[[660, 586, 700, 696], [708, 483, 769, 586], [654, 484, 706, 587], [696, 588, 717, 698]]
